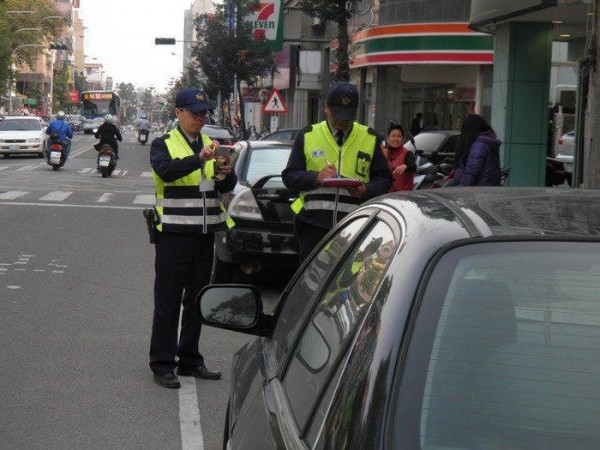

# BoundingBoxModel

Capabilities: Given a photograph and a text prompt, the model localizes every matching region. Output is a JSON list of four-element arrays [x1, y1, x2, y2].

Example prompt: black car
[[212, 140, 298, 282], [199, 188, 600, 449], [259, 128, 301, 143]]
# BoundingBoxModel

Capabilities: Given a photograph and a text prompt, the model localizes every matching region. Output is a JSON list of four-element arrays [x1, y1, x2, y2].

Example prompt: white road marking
[[179, 377, 204, 450], [141, 171, 153, 177], [79, 168, 93, 174], [15, 165, 37, 172], [39, 191, 73, 201], [96, 193, 113, 203], [6, 286, 22, 290], [0, 191, 28, 200], [0, 166, 9, 171], [112, 169, 121, 176], [133, 194, 156, 205]]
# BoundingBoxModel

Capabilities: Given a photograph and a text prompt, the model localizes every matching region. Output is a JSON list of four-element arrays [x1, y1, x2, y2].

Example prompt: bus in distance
[[80, 90, 121, 134]]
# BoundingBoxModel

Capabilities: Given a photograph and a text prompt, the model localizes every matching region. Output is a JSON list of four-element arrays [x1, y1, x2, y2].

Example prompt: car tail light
[[228, 188, 263, 220], [558, 137, 564, 145]]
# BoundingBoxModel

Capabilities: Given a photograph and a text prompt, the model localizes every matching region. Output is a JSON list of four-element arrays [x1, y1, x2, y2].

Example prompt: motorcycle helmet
[[57, 111, 66, 119], [104, 114, 113, 123]]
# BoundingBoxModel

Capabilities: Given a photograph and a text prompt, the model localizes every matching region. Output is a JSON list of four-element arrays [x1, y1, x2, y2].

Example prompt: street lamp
[[8, 44, 45, 113]]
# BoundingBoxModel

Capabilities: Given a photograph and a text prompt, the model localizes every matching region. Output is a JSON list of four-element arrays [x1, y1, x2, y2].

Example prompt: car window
[[245, 147, 292, 182], [438, 134, 458, 155], [271, 217, 370, 367], [394, 241, 600, 449], [282, 220, 396, 434], [0, 119, 41, 131]]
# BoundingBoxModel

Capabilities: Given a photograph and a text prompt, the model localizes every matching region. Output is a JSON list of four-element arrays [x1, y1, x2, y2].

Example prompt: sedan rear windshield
[[245, 147, 291, 184], [0, 119, 41, 131], [396, 240, 600, 449]]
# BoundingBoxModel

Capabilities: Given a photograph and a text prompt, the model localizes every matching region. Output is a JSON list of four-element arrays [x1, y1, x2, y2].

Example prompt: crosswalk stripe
[[141, 171, 153, 177], [0, 191, 28, 200], [39, 191, 73, 201], [112, 169, 122, 176], [79, 168, 93, 174], [133, 194, 155, 205], [96, 193, 113, 203], [0, 166, 9, 171]]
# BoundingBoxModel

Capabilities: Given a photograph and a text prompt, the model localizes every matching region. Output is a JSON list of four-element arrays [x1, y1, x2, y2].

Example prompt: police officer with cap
[[148, 87, 237, 389], [283, 81, 392, 263]]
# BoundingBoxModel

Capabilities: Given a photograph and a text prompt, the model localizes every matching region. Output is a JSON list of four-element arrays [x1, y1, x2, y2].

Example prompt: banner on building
[[243, 0, 284, 51]]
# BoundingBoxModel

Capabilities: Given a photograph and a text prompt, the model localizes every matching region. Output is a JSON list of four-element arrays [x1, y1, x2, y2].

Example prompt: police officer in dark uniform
[[149, 88, 237, 389], [282, 82, 392, 263]]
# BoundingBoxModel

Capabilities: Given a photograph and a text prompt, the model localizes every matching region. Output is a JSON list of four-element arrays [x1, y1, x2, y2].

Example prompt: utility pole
[[583, 2, 600, 188]]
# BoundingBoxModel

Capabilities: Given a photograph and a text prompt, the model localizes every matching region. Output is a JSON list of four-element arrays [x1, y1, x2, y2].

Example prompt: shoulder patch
[[302, 125, 313, 133], [367, 127, 379, 136], [161, 133, 171, 140]]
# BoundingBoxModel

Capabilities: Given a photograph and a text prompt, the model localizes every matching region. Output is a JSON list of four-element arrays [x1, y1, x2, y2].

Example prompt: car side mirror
[[196, 285, 271, 336]]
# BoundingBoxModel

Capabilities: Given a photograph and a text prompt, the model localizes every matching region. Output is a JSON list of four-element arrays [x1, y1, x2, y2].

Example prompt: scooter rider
[[137, 113, 151, 133], [45, 111, 73, 161], [94, 114, 123, 159]]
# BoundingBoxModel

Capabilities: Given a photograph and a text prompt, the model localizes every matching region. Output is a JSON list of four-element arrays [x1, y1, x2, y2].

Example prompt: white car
[[0, 116, 47, 158], [555, 126, 575, 172]]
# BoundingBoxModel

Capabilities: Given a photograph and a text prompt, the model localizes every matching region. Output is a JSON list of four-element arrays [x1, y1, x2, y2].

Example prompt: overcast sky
[[79, 0, 199, 92]]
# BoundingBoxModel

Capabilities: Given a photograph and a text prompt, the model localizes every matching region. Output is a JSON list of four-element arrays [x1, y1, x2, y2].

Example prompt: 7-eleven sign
[[262, 89, 288, 114], [244, 0, 284, 51]]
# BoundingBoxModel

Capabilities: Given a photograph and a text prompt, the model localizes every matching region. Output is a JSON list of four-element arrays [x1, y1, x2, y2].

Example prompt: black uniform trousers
[[149, 231, 214, 375], [296, 219, 329, 264]]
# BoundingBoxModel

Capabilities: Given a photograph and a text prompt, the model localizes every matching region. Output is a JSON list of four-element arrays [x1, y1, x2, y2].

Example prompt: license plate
[[50, 151, 62, 164], [99, 155, 111, 167], [9, 144, 19, 151]]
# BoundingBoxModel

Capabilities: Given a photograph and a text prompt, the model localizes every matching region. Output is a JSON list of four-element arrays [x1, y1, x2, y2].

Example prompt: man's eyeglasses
[[179, 108, 207, 119]]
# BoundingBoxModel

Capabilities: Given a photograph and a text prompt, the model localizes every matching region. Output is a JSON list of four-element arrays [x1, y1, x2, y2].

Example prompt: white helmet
[[104, 114, 113, 123], [57, 111, 65, 119]]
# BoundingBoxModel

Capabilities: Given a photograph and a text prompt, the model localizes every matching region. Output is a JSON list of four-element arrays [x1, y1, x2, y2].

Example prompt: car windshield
[[245, 147, 291, 186], [0, 119, 41, 131], [405, 132, 449, 153], [202, 126, 233, 139], [395, 240, 600, 449]]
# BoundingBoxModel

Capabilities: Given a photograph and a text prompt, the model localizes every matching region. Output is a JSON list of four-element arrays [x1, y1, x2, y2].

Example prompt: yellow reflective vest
[[152, 129, 234, 234], [291, 121, 377, 217]]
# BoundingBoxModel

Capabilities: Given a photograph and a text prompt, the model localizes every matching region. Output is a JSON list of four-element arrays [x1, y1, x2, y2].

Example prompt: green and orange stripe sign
[[331, 23, 494, 68]]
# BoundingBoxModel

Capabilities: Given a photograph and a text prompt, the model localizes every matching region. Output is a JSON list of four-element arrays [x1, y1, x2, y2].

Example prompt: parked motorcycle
[[138, 129, 149, 145], [46, 138, 66, 171], [96, 144, 117, 178]]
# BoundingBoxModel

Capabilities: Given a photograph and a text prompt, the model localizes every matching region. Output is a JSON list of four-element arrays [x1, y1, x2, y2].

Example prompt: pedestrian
[[410, 112, 423, 136], [449, 113, 502, 186], [148, 87, 237, 389], [45, 111, 73, 161], [385, 124, 416, 192], [94, 114, 122, 159], [282, 81, 392, 263]]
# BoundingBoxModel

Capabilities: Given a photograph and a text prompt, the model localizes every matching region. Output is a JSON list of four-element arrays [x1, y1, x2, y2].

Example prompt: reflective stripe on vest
[[291, 122, 376, 216], [153, 129, 234, 233]]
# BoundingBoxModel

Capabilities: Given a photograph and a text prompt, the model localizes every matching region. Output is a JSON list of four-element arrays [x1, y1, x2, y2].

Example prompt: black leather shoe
[[154, 372, 181, 389], [177, 365, 222, 380]]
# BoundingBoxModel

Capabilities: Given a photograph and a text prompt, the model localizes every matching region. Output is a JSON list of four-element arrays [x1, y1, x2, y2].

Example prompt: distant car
[[212, 140, 297, 283], [0, 116, 47, 158], [201, 125, 235, 145], [259, 128, 301, 142], [65, 114, 82, 132], [404, 130, 459, 163], [555, 126, 575, 172], [199, 187, 600, 449]]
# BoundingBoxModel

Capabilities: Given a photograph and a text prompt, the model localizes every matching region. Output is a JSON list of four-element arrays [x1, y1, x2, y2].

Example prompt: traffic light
[[155, 38, 176, 45], [50, 43, 68, 50]]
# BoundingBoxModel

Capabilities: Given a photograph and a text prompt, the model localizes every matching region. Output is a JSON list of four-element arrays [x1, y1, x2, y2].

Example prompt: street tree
[[193, 0, 275, 137], [51, 65, 71, 112], [299, 0, 361, 82], [0, 0, 67, 99]]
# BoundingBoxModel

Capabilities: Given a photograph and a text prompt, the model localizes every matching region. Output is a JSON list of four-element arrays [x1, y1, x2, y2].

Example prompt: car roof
[[368, 188, 600, 239]]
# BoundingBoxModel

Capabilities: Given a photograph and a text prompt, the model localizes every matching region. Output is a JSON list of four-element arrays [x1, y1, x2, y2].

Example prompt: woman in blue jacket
[[450, 114, 502, 186]]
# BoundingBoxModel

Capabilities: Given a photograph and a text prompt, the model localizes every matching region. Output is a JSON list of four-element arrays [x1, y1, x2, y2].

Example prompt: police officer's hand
[[200, 141, 219, 161], [317, 164, 337, 185], [348, 183, 366, 198]]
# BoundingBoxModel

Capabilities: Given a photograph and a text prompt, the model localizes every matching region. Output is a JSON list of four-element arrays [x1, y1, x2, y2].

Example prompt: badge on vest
[[355, 152, 371, 177], [311, 149, 326, 158]]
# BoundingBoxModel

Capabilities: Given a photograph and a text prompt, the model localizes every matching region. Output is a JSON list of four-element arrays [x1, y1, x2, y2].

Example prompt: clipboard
[[322, 178, 362, 188]]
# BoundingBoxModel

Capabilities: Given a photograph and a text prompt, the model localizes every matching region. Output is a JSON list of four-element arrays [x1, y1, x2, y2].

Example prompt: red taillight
[[51, 144, 62, 150]]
